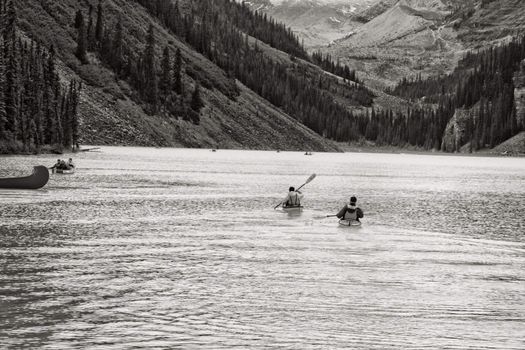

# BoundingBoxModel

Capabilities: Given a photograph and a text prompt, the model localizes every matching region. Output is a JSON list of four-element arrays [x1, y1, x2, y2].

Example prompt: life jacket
[[285, 192, 301, 207], [344, 206, 358, 221]]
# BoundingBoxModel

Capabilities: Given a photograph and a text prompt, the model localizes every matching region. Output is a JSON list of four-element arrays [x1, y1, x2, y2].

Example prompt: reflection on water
[[1, 148, 524, 349]]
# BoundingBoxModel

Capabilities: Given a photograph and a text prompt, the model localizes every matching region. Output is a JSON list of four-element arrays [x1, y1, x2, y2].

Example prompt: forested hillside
[[133, 0, 375, 141], [0, 0, 81, 154], [388, 36, 525, 152], [5, 0, 360, 152]]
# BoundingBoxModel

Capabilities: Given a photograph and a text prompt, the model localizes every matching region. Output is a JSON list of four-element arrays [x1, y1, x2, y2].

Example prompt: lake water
[[1, 147, 524, 349]]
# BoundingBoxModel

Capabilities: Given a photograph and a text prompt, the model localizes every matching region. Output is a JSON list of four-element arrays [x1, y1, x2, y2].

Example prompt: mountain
[[243, 0, 380, 47], [2, 0, 523, 155], [256, 0, 525, 90], [323, 0, 525, 89]]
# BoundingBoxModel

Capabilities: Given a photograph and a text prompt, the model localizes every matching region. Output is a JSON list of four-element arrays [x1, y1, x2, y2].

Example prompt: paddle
[[274, 173, 316, 209]]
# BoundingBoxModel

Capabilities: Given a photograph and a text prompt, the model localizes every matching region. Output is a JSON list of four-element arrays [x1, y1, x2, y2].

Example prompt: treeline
[[388, 35, 525, 151], [0, 0, 81, 154], [132, 0, 374, 141], [387, 73, 458, 103], [73, 1, 203, 124], [356, 101, 455, 149], [312, 50, 360, 83]]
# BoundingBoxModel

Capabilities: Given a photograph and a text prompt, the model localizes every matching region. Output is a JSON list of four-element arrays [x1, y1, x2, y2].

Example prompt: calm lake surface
[[1, 147, 524, 349]]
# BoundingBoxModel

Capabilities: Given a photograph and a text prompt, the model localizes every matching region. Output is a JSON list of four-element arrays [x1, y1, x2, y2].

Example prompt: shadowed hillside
[[13, 0, 342, 151]]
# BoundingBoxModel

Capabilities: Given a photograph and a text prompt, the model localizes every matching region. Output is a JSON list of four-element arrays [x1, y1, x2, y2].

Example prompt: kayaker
[[336, 196, 364, 222], [49, 159, 61, 173], [282, 186, 303, 207], [67, 158, 75, 169]]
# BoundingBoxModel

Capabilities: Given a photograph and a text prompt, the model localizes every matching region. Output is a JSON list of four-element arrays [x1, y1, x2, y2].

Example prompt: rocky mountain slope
[[15, 0, 339, 151], [243, 0, 379, 47], [258, 0, 525, 90]]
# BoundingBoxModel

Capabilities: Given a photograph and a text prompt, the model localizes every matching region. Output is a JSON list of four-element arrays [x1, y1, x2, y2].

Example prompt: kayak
[[0, 166, 49, 189], [339, 219, 362, 227], [276, 206, 303, 213]]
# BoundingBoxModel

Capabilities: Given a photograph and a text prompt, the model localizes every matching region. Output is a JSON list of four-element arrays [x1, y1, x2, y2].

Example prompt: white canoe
[[339, 219, 362, 227]]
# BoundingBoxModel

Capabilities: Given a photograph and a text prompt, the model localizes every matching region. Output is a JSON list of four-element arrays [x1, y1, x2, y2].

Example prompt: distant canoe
[[0, 166, 49, 189], [55, 168, 75, 175]]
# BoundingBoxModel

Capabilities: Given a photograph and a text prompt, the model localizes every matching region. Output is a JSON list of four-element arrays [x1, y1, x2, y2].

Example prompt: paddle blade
[[305, 173, 316, 184]]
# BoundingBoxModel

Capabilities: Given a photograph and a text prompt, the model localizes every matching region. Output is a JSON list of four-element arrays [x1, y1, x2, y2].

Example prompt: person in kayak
[[336, 196, 364, 222], [282, 186, 303, 207], [67, 158, 75, 169], [49, 159, 63, 173]]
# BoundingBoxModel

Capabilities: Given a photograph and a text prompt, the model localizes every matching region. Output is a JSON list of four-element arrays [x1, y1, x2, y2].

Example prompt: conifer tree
[[173, 48, 182, 95], [160, 46, 171, 108], [95, 0, 104, 44], [4, 0, 19, 139], [87, 5, 95, 50], [143, 24, 158, 114], [112, 17, 124, 76], [0, 40, 6, 138], [44, 45, 60, 145], [190, 82, 203, 113], [75, 12, 88, 64], [74, 10, 83, 29]]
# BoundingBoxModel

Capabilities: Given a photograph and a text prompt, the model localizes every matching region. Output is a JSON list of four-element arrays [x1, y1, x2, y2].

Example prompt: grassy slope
[[15, 0, 339, 152]]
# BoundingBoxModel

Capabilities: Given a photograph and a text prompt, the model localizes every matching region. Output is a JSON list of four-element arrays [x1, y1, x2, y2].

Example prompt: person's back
[[283, 186, 304, 207], [336, 196, 364, 222]]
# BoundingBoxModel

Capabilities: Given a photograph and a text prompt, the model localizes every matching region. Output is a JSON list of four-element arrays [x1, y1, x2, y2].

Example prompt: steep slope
[[15, 0, 339, 151]]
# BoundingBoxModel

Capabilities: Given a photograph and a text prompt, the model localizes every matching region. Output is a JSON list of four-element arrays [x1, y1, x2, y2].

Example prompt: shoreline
[[1, 144, 524, 158], [337, 143, 525, 158]]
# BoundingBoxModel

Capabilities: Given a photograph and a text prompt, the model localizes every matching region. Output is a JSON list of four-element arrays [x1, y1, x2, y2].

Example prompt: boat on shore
[[0, 166, 49, 190]]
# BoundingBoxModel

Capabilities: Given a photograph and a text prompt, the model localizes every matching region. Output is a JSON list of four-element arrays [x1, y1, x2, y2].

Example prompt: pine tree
[[4, 0, 19, 140], [0, 39, 6, 139], [74, 10, 83, 29], [95, 0, 104, 44], [75, 11, 88, 64], [87, 5, 95, 50], [173, 48, 182, 95], [44, 45, 59, 145], [70, 81, 81, 147], [159, 46, 171, 107], [143, 24, 158, 114], [112, 17, 124, 76], [190, 82, 203, 112]]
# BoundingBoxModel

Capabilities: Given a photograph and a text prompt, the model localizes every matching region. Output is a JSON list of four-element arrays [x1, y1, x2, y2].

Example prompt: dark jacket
[[336, 205, 364, 220]]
